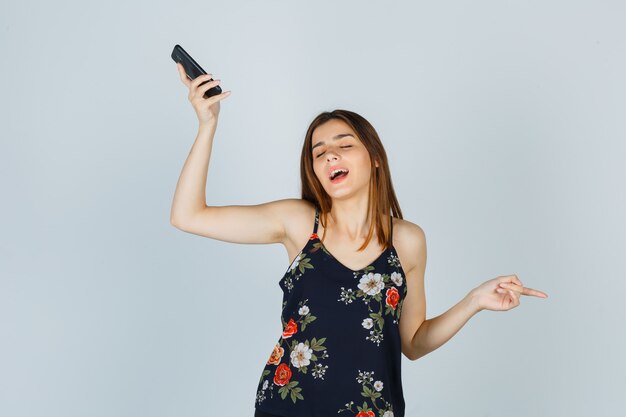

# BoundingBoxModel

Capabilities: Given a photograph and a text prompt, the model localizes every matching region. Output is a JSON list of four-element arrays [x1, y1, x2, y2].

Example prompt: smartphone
[[171, 44, 223, 98]]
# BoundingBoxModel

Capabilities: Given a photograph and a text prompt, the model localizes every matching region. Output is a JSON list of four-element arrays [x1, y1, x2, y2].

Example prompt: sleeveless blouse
[[254, 207, 408, 417]]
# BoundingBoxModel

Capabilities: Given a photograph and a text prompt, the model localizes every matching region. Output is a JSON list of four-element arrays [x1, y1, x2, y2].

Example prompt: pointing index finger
[[522, 286, 549, 298], [499, 282, 548, 298]]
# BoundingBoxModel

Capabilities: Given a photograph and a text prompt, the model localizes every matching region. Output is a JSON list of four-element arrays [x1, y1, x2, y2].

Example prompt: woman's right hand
[[176, 63, 231, 126]]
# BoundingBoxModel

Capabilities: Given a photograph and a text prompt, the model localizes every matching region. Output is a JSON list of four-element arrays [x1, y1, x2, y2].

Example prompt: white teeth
[[330, 168, 349, 179]]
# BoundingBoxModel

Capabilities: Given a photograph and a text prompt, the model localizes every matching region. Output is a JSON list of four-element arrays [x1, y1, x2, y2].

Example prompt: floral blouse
[[255, 206, 408, 417]]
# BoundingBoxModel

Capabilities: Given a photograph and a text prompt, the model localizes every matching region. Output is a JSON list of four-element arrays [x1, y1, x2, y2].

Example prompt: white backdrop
[[1, 1, 624, 416]]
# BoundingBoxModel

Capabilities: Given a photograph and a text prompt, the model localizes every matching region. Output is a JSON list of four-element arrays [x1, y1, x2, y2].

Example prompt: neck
[[327, 196, 374, 241]]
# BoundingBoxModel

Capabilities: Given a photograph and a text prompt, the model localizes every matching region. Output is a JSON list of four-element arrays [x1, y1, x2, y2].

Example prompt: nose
[[325, 151, 339, 161]]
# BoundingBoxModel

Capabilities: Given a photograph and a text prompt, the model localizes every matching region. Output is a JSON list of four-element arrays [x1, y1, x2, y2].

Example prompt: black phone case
[[171, 44, 223, 98]]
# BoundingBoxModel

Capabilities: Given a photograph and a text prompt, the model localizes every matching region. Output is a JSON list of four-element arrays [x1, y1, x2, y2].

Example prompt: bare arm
[[169, 63, 301, 245], [409, 274, 548, 360], [396, 223, 483, 361], [170, 122, 217, 225], [170, 63, 229, 224], [409, 292, 480, 360], [170, 64, 302, 243], [168, 119, 303, 245]]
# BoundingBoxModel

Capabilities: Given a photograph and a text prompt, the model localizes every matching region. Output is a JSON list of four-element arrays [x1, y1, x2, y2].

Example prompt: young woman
[[170, 64, 548, 417]]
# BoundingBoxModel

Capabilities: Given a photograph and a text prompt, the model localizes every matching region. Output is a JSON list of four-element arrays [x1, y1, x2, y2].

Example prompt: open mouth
[[330, 169, 349, 183]]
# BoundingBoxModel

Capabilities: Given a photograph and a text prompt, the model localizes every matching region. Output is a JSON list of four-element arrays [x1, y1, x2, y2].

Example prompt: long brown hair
[[300, 109, 403, 252]]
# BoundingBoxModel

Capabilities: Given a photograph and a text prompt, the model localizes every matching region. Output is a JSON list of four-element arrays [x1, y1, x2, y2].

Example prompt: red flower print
[[310, 233, 318, 240], [386, 287, 400, 310], [273, 363, 292, 386], [356, 411, 375, 417], [282, 318, 298, 338], [267, 343, 284, 365]]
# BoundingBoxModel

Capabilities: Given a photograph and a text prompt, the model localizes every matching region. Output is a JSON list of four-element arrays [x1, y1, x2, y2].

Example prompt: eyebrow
[[311, 133, 355, 151]]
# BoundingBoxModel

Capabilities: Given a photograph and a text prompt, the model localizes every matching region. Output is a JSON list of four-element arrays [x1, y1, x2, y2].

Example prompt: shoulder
[[278, 198, 316, 221], [392, 217, 427, 273], [270, 197, 314, 214], [275, 198, 317, 245]]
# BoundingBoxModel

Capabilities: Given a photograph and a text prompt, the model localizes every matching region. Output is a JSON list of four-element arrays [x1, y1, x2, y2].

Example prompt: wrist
[[198, 119, 218, 131], [466, 289, 483, 315]]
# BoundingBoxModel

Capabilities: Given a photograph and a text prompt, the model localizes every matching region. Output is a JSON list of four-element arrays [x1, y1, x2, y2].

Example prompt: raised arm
[[169, 62, 298, 245], [172, 198, 303, 245]]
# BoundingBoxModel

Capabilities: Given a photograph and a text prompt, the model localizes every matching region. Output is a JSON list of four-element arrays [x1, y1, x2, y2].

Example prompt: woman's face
[[311, 119, 379, 199]]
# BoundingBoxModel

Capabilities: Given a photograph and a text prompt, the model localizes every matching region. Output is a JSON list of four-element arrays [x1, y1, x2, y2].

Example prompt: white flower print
[[339, 369, 395, 416], [258, 275, 329, 406], [390, 271, 403, 287], [311, 362, 329, 379], [358, 272, 385, 296], [387, 251, 401, 269], [290, 342, 313, 368], [338, 287, 356, 304], [337, 252, 407, 348], [356, 370, 374, 384], [289, 253, 303, 271], [339, 369, 395, 415], [366, 329, 384, 346]]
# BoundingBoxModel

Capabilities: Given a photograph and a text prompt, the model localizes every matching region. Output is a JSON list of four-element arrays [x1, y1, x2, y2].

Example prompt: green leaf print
[[258, 304, 329, 407], [290, 389, 298, 403], [337, 370, 393, 415], [338, 263, 406, 346], [396, 300, 403, 319], [258, 369, 270, 385], [362, 385, 382, 400], [278, 380, 306, 403], [298, 257, 314, 274], [310, 241, 326, 256], [359, 401, 372, 413], [283, 255, 315, 293], [310, 337, 327, 351], [300, 314, 316, 331]]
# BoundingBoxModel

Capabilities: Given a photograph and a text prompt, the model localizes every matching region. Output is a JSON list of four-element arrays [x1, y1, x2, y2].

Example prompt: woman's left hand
[[470, 275, 548, 312]]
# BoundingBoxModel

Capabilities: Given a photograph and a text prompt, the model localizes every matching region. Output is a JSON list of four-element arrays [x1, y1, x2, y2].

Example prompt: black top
[[254, 206, 408, 417]]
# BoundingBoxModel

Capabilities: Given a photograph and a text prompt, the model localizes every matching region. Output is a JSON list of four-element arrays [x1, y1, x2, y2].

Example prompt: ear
[[375, 160, 380, 168]]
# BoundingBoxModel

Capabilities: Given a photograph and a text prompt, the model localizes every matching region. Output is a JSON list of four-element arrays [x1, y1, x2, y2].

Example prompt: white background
[[1, 1, 624, 416]]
